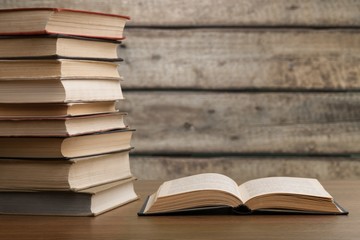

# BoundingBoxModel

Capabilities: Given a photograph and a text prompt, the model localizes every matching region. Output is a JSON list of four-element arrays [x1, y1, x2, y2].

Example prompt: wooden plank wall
[[1, 0, 360, 180]]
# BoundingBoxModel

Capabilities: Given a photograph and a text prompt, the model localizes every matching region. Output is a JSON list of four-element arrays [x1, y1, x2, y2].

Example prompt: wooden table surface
[[0, 180, 359, 240]]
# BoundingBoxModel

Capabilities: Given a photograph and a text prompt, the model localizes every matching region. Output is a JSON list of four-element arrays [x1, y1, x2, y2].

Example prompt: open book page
[[157, 173, 242, 200], [238, 177, 333, 203]]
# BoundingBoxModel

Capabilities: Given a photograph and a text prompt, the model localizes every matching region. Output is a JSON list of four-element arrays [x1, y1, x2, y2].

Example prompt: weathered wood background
[[2, 0, 360, 180]]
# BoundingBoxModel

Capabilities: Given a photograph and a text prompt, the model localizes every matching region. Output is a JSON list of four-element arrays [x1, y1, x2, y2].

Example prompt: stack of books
[[0, 8, 138, 216]]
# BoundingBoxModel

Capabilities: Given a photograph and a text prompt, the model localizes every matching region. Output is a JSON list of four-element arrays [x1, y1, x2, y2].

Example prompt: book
[[0, 112, 127, 136], [0, 35, 122, 61], [0, 178, 138, 216], [0, 129, 134, 158], [138, 173, 348, 215], [0, 78, 123, 103], [0, 60, 121, 80], [0, 150, 133, 191], [0, 102, 117, 118], [0, 8, 129, 40]]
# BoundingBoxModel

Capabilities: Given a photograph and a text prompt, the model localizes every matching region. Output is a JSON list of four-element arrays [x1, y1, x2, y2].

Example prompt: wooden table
[[0, 180, 359, 240]]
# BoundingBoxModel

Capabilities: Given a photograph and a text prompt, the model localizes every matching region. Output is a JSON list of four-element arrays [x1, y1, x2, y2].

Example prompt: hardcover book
[[0, 8, 129, 40], [0, 102, 118, 118], [0, 178, 138, 216], [0, 78, 123, 103], [0, 129, 134, 158], [0, 112, 127, 136], [0, 35, 122, 61], [0, 59, 121, 80], [138, 173, 348, 216], [0, 150, 133, 191]]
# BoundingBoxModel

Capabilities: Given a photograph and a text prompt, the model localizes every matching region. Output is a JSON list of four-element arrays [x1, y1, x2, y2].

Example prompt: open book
[[138, 173, 348, 215]]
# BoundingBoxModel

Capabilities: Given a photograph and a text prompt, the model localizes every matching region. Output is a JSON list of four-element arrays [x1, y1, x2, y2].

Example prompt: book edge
[[93, 196, 139, 216], [0, 34, 122, 43], [0, 111, 127, 120], [137, 197, 349, 216], [0, 127, 135, 138], [0, 146, 134, 161], [0, 30, 126, 40], [137, 195, 150, 216], [0, 8, 130, 20], [0, 55, 124, 62], [137, 196, 238, 216], [0, 176, 136, 193]]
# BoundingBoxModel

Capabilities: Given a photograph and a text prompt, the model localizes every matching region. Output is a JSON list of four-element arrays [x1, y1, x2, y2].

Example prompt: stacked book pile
[[0, 8, 138, 216]]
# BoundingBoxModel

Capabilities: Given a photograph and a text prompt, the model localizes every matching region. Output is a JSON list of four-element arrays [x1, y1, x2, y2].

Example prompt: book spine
[[0, 31, 125, 40]]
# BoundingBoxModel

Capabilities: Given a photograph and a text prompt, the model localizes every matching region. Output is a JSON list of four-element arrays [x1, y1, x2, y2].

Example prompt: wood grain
[[130, 156, 360, 180], [2, 0, 360, 27], [119, 92, 360, 154], [120, 29, 360, 89], [0, 180, 359, 240]]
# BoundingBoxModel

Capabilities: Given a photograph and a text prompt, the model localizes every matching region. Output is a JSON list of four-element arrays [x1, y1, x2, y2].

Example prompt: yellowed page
[[238, 177, 333, 203], [157, 173, 241, 200]]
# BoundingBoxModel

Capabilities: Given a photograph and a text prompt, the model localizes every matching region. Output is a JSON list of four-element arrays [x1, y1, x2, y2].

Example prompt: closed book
[[0, 150, 133, 191], [0, 178, 138, 216], [0, 8, 129, 40], [0, 78, 123, 103], [0, 102, 117, 118], [0, 129, 134, 158], [0, 59, 121, 80], [0, 112, 127, 136], [0, 35, 122, 61]]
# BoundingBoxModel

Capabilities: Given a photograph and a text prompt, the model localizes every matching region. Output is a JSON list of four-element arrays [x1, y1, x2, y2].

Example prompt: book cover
[[0, 8, 130, 40]]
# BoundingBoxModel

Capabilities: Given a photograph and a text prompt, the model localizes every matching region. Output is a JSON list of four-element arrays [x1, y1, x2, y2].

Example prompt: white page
[[157, 173, 241, 200], [238, 177, 333, 203]]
